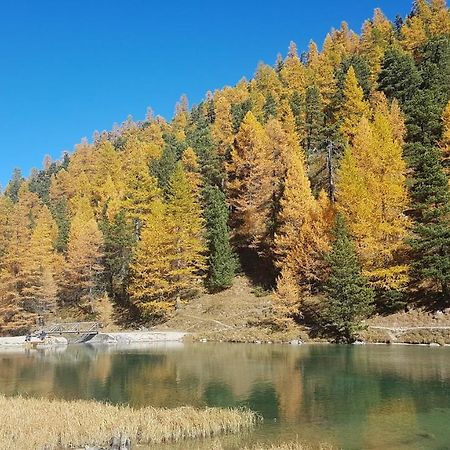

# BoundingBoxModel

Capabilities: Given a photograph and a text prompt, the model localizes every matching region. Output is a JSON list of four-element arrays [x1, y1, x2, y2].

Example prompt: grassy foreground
[[0, 395, 258, 450]]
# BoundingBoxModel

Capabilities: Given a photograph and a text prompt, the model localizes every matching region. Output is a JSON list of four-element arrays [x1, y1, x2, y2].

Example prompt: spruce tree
[[322, 214, 374, 343], [408, 144, 450, 299], [100, 210, 136, 301], [203, 185, 236, 291]]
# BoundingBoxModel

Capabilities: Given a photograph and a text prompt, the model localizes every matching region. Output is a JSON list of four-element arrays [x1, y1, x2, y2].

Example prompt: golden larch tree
[[21, 206, 58, 315], [227, 111, 275, 251], [336, 109, 410, 297], [274, 142, 330, 314], [212, 93, 235, 160], [59, 196, 104, 312], [339, 66, 370, 143], [129, 164, 206, 322]]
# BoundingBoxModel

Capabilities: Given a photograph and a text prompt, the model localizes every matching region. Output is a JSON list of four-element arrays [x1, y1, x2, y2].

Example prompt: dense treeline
[[1, 0, 450, 341]]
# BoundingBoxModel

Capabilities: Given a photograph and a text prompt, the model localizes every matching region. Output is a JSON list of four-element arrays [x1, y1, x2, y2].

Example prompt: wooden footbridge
[[42, 322, 100, 344]]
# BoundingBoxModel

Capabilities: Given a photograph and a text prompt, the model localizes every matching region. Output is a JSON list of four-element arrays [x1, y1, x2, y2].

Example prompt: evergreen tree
[[51, 199, 70, 253], [378, 47, 421, 106], [203, 185, 237, 291], [100, 209, 136, 301], [304, 85, 325, 156], [322, 214, 374, 342], [150, 137, 180, 195], [5, 169, 24, 203], [408, 144, 450, 299], [186, 114, 223, 187]]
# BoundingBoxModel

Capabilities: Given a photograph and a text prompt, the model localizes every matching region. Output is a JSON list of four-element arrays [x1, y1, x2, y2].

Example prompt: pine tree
[[441, 100, 450, 170], [186, 114, 223, 187], [322, 214, 374, 342], [150, 134, 182, 196], [378, 47, 421, 107], [304, 85, 325, 156], [408, 144, 450, 298], [100, 209, 136, 301], [5, 169, 24, 203], [203, 185, 237, 291]]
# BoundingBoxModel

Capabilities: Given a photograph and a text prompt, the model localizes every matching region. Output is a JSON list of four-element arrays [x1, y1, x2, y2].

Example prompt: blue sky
[[0, 0, 413, 187]]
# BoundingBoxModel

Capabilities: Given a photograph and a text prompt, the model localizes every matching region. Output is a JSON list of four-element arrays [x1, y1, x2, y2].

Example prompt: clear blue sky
[[0, 0, 413, 187]]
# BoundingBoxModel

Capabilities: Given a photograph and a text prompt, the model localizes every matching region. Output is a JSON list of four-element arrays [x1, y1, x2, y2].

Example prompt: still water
[[0, 342, 450, 449]]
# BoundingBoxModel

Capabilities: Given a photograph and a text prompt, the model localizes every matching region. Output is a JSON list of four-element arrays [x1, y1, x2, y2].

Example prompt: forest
[[1, 0, 449, 341]]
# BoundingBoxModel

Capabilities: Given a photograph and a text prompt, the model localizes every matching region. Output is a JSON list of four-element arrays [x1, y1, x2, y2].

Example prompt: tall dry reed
[[0, 395, 258, 450]]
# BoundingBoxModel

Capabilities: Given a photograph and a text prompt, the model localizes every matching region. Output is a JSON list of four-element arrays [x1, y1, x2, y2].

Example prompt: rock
[[110, 434, 131, 449]]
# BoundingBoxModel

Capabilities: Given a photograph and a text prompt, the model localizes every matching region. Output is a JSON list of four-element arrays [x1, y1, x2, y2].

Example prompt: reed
[[0, 395, 258, 450]]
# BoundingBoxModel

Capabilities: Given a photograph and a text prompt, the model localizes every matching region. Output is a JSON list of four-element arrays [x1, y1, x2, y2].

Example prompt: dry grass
[[243, 444, 333, 450], [0, 395, 258, 450], [209, 441, 334, 450], [157, 276, 307, 343]]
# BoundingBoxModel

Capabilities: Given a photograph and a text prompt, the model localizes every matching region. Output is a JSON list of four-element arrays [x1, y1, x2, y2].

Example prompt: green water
[[1, 342, 450, 449]]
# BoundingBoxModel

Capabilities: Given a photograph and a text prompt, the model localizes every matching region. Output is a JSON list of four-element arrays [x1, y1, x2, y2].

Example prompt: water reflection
[[0, 343, 450, 449]]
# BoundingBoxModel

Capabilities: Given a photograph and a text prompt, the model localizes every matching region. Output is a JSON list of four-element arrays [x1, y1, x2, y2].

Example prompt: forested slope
[[1, 0, 450, 341]]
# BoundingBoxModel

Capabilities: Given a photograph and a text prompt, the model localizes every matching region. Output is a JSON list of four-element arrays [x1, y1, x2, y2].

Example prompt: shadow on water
[[1, 343, 450, 449]]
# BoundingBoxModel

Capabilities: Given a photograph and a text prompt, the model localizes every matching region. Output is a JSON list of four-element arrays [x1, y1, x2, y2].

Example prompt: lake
[[0, 342, 449, 449]]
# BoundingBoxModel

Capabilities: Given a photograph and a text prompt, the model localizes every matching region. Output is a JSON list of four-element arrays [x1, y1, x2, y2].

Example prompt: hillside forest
[[1, 0, 450, 341]]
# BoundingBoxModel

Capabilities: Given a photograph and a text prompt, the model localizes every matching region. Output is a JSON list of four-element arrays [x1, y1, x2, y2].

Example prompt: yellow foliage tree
[[59, 196, 104, 312], [21, 206, 58, 315], [227, 111, 275, 251], [211, 93, 234, 160], [336, 109, 410, 297], [0, 187, 42, 333], [129, 164, 206, 322], [274, 143, 330, 311], [307, 41, 336, 106], [280, 42, 307, 96], [360, 9, 396, 85], [339, 66, 370, 143]]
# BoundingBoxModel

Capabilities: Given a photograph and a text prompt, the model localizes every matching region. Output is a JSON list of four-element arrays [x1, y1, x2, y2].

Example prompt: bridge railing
[[43, 322, 100, 335]]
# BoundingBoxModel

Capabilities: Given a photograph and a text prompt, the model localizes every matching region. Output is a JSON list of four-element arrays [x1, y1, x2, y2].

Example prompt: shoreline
[[0, 330, 188, 349], [1, 329, 450, 350]]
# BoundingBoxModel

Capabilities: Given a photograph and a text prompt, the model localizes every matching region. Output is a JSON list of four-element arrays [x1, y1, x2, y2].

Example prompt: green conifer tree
[[203, 185, 237, 291], [322, 214, 374, 342], [408, 144, 450, 299]]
